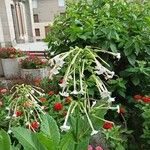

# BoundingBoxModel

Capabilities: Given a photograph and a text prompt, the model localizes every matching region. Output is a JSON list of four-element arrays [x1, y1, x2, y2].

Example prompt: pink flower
[[95, 146, 103, 150], [88, 145, 93, 150]]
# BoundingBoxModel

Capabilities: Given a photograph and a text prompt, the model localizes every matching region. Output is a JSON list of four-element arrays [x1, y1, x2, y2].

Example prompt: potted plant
[[0, 47, 25, 79], [20, 56, 48, 79]]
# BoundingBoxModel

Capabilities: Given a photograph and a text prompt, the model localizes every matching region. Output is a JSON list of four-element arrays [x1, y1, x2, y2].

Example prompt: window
[[58, 0, 65, 7], [35, 28, 40, 36], [32, 0, 38, 8], [33, 14, 39, 23]]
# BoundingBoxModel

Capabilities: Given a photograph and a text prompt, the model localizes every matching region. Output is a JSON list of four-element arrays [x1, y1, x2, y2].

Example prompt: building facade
[[32, 0, 65, 40], [0, 0, 35, 47]]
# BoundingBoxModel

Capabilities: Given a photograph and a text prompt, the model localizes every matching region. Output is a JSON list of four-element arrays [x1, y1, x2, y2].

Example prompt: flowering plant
[[0, 47, 25, 59], [4, 84, 45, 133], [21, 56, 47, 69], [48, 46, 120, 137]]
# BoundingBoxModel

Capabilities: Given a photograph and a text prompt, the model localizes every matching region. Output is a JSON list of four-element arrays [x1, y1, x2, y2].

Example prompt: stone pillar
[[0, 0, 16, 47], [0, 17, 5, 47], [25, 0, 35, 42]]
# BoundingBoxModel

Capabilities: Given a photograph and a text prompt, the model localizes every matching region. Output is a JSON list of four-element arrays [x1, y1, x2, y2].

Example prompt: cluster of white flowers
[[48, 47, 121, 135], [95, 59, 115, 80]]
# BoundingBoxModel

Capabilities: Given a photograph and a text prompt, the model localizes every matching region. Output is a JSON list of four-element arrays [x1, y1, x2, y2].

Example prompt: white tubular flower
[[108, 97, 115, 103], [60, 125, 70, 132], [91, 101, 97, 108], [70, 90, 79, 95], [60, 102, 74, 132], [12, 114, 17, 118], [31, 90, 34, 94], [116, 53, 121, 60], [50, 67, 59, 75], [6, 107, 10, 110], [101, 91, 111, 99], [82, 104, 98, 137], [53, 55, 65, 67], [104, 71, 115, 80], [91, 130, 99, 136], [59, 92, 69, 97], [116, 105, 120, 113], [7, 130, 12, 134], [6, 116, 11, 119], [59, 82, 67, 88]]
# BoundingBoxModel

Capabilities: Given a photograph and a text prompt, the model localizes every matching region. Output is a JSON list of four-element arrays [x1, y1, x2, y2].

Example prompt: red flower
[[59, 78, 64, 83], [39, 97, 47, 102], [142, 96, 150, 103], [133, 95, 142, 100], [65, 96, 72, 104], [15, 110, 22, 117], [33, 77, 41, 86], [119, 107, 125, 113], [103, 121, 113, 129], [53, 102, 63, 111], [48, 91, 54, 95], [30, 121, 39, 129], [0, 88, 7, 93]]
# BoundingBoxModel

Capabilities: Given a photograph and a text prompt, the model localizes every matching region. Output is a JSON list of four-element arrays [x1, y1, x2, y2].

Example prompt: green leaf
[[41, 114, 60, 145], [12, 127, 45, 150], [131, 76, 140, 86], [127, 54, 136, 66], [110, 43, 117, 53], [59, 132, 75, 150], [0, 129, 11, 150], [37, 133, 56, 150]]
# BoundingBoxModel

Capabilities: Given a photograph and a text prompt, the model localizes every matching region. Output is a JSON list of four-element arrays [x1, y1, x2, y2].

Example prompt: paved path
[[14, 41, 48, 51]]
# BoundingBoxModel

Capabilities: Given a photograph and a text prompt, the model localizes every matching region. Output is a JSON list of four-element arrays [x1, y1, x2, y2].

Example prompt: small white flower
[[59, 82, 67, 88], [91, 101, 97, 108], [116, 53, 121, 60], [12, 114, 17, 117], [60, 125, 70, 132], [108, 97, 115, 103], [59, 92, 69, 97], [95, 70, 105, 75], [7, 130, 12, 134], [50, 52, 55, 56], [50, 68, 59, 75], [91, 130, 98, 136], [31, 90, 34, 94], [70, 90, 78, 95], [26, 94, 29, 97], [54, 55, 65, 67], [30, 110, 34, 114], [101, 91, 111, 99], [6, 116, 11, 119], [116, 105, 120, 113], [104, 71, 115, 80], [5, 107, 10, 110], [25, 122, 30, 126]]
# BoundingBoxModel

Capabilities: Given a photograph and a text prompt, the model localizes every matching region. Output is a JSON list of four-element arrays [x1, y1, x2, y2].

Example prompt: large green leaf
[[59, 132, 75, 150], [12, 127, 45, 150], [41, 114, 60, 145], [0, 129, 11, 150], [37, 133, 56, 150]]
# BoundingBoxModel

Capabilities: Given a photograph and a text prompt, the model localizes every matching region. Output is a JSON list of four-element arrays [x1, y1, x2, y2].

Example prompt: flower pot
[[21, 67, 48, 79], [1, 57, 23, 79], [0, 59, 4, 76]]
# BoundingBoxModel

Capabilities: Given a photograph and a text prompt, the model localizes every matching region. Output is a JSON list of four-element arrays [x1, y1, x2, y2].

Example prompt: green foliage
[[46, 0, 150, 94], [0, 129, 12, 150], [102, 126, 128, 150], [11, 114, 90, 150]]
